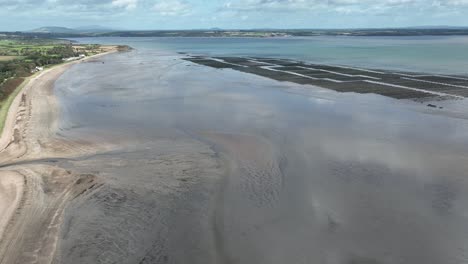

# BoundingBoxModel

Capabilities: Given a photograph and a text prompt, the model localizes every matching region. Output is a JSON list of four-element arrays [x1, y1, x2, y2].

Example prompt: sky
[[1, 0, 468, 31]]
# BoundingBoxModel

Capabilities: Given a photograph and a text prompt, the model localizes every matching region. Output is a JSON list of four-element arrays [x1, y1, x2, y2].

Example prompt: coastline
[[0, 45, 119, 151], [0, 46, 118, 264]]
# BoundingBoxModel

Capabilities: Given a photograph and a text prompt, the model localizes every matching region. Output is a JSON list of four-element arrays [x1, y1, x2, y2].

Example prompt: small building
[[31, 66, 44, 73]]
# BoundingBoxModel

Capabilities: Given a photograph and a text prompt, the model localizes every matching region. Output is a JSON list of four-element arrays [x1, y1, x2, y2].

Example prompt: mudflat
[[2, 45, 468, 264], [185, 56, 468, 101]]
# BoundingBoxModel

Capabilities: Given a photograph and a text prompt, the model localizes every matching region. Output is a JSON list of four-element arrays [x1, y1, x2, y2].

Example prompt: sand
[[0, 49, 116, 264], [0, 172, 23, 240], [3, 44, 468, 264]]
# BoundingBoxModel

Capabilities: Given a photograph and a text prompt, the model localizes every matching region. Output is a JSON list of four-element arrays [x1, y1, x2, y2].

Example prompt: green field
[[0, 38, 67, 56], [0, 35, 109, 135], [0, 36, 103, 85], [0, 56, 22, 61]]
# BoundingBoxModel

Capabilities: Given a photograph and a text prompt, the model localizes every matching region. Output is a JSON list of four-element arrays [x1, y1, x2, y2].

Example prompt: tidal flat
[[42, 47, 468, 264]]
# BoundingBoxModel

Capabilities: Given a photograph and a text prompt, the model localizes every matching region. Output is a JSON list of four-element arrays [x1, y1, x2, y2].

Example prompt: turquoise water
[[73, 36, 468, 74]]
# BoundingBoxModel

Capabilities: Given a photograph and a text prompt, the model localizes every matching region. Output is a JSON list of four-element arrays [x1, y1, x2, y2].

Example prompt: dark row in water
[[184, 56, 468, 101]]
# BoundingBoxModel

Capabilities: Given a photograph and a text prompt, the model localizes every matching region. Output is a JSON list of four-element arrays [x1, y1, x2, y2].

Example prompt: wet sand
[[0, 50, 116, 264], [0, 172, 23, 240], [2, 46, 468, 264], [49, 49, 468, 264], [0, 48, 226, 264]]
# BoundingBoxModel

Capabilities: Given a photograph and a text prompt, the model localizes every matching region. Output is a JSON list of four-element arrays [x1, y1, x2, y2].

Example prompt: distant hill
[[405, 25, 468, 29], [73, 25, 117, 33], [30, 26, 77, 34], [29, 26, 117, 34]]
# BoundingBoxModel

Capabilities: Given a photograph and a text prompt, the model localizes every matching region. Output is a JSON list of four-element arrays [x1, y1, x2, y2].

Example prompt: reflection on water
[[54, 48, 468, 264]]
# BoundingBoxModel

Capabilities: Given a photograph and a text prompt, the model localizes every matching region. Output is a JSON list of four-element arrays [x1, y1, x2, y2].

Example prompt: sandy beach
[[0, 48, 117, 264]]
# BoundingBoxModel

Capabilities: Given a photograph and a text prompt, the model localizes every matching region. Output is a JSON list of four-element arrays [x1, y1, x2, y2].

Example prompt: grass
[[0, 39, 65, 46], [0, 39, 70, 57], [0, 40, 17, 46], [0, 45, 57, 54]]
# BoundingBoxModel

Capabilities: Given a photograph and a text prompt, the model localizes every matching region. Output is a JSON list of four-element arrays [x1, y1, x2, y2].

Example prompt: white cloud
[[112, 0, 138, 10], [153, 0, 191, 16], [222, 0, 468, 13], [434, 0, 468, 6], [0, 0, 139, 11], [223, 0, 318, 12]]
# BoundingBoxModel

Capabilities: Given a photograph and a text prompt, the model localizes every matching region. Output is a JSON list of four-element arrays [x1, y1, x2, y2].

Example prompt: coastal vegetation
[[0, 36, 115, 134], [0, 36, 104, 100], [3, 27, 468, 39]]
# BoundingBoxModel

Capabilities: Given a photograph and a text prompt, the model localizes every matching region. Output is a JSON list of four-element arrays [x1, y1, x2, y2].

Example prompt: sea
[[72, 35, 468, 74]]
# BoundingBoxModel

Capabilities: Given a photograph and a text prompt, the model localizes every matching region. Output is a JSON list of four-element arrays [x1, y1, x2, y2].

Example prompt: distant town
[[2, 26, 468, 38]]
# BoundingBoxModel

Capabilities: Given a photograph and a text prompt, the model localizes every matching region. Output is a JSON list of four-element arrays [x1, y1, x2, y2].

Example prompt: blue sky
[[1, 0, 468, 31]]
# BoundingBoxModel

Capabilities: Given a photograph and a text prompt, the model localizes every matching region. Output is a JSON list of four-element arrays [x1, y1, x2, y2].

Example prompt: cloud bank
[[1, 0, 468, 30], [153, 0, 191, 16]]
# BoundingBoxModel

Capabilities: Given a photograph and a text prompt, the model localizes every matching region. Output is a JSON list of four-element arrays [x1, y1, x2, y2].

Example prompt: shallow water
[[72, 36, 468, 75], [52, 41, 468, 264]]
